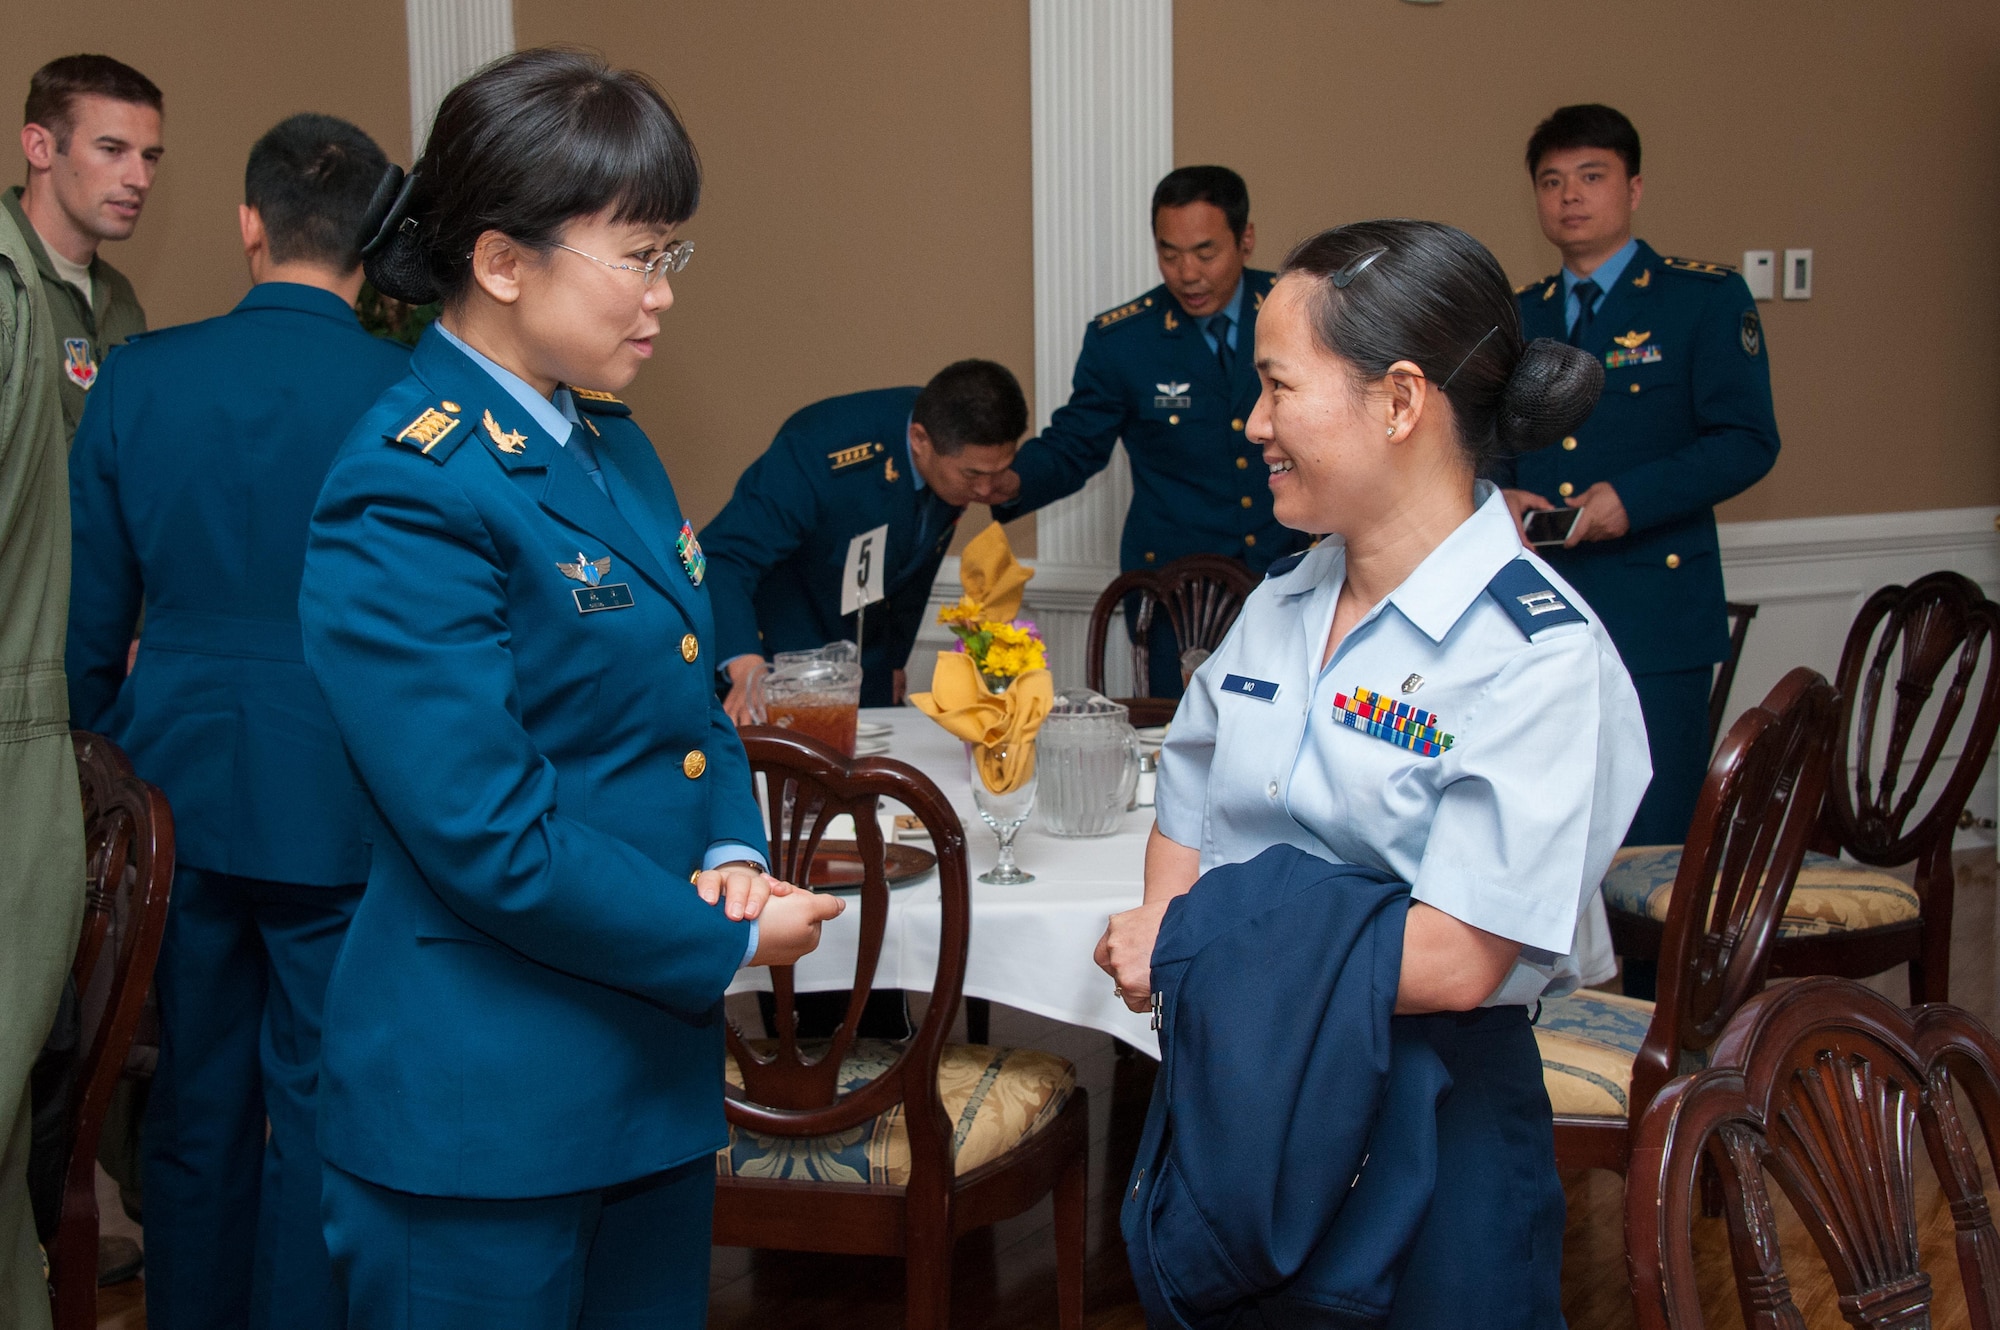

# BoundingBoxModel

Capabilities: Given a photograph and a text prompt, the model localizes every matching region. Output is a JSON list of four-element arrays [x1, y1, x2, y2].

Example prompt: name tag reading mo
[[573, 583, 636, 613], [1220, 674, 1279, 702]]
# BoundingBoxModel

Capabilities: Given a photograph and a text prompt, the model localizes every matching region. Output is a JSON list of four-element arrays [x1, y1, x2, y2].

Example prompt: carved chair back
[[1707, 601, 1760, 748], [1822, 571, 2000, 868], [1626, 976, 2000, 1330], [49, 732, 174, 1330], [1630, 668, 1840, 1130], [726, 730, 970, 1179], [1085, 554, 1257, 705]]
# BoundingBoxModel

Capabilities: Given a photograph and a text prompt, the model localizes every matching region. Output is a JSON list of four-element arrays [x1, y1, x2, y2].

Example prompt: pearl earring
[[1386, 426, 1396, 437]]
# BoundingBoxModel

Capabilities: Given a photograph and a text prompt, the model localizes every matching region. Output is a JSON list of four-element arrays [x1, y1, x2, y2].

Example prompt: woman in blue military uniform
[[297, 50, 842, 1328], [1097, 220, 1651, 1325]]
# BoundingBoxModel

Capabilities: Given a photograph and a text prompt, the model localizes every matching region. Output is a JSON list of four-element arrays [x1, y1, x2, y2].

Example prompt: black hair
[[25, 55, 161, 151], [1281, 220, 1601, 464], [911, 360, 1028, 455], [360, 46, 700, 305], [1526, 104, 1641, 178], [1152, 165, 1250, 241], [245, 114, 387, 272]]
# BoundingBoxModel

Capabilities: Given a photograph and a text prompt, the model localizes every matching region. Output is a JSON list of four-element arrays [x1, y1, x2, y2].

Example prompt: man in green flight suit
[[6, 55, 161, 443], [0, 133, 87, 1330]]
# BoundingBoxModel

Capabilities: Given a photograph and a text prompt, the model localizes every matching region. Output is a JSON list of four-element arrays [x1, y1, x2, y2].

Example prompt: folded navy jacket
[[1122, 844, 1453, 1329]]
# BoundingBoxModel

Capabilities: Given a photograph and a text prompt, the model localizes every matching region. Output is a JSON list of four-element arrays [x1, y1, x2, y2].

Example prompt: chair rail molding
[[1017, 0, 1173, 691], [404, 0, 515, 160]]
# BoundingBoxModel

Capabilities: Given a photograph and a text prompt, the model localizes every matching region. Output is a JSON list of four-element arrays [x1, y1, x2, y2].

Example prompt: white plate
[[854, 740, 892, 757], [855, 722, 893, 740], [1135, 725, 1170, 745]]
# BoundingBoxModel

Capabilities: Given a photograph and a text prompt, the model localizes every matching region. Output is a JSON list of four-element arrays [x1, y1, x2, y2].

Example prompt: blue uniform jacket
[[1124, 845, 1452, 1329], [994, 270, 1307, 573], [1494, 240, 1780, 674], [65, 282, 409, 884], [298, 328, 766, 1198], [700, 387, 960, 705]]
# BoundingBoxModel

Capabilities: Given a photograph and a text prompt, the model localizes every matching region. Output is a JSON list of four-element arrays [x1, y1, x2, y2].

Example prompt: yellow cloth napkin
[[957, 522, 1033, 623], [910, 653, 1053, 794]]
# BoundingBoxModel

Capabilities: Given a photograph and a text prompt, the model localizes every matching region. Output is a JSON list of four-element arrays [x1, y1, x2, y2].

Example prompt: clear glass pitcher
[[1036, 689, 1142, 838], [753, 641, 862, 756]]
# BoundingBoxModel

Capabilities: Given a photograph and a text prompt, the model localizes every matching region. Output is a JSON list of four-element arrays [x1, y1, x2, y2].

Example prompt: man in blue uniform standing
[[65, 114, 409, 1330], [1497, 104, 1780, 853], [989, 166, 1308, 697], [706, 359, 1027, 719]]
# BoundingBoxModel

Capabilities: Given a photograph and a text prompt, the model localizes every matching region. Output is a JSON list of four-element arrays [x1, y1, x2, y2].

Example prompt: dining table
[[726, 705, 1161, 1056]]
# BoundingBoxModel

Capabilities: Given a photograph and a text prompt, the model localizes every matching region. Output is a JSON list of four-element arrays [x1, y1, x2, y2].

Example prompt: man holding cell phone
[[1494, 103, 1780, 868]]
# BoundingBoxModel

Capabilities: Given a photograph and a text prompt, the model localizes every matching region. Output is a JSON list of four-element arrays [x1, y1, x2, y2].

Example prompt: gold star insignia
[[482, 409, 528, 455]]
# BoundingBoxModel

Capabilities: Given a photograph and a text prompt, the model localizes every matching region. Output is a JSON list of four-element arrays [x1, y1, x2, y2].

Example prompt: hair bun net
[[1496, 338, 1602, 456], [357, 165, 441, 305]]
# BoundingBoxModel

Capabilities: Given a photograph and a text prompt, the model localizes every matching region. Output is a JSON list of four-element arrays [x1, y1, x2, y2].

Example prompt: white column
[[404, 0, 516, 160], [1012, 0, 1173, 692]]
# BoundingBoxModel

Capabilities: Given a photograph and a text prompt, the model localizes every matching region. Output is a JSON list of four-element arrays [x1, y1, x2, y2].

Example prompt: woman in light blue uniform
[[1098, 219, 1651, 1326], [298, 50, 842, 1329]]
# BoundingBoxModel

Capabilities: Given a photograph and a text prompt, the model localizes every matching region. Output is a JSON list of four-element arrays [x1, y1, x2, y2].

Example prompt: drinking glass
[[969, 743, 1037, 885]]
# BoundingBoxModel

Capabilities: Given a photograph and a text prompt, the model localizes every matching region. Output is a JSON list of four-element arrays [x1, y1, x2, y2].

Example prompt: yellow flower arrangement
[[937, 604, 1048, 686]]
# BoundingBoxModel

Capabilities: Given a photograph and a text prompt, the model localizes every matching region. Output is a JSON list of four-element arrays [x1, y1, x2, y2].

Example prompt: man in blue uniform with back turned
[[65, 114, 409, 1330], [706, 358, 1027, 721], [1496, 105, 1780, 969], [989, 166, 1308, 698]]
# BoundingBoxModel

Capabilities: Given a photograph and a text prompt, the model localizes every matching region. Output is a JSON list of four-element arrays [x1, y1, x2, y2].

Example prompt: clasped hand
[[1094, 900, 1168, 1014], [1502, 482, 1629, 547], [694, 862, 844, 967]]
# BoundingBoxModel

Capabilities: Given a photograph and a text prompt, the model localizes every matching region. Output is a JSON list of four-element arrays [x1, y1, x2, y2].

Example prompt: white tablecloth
[[727, 707, 1159, 1055]]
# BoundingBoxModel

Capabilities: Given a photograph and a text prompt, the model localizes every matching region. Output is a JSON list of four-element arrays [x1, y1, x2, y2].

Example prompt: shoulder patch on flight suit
[[387, 401, 468, 462], [569, 387, 633, 418], [1094, 295, 1154, 330], [827, 440, 886, 472], [1659, 256, 1736, 280], [1486, 559, 1587, 638]]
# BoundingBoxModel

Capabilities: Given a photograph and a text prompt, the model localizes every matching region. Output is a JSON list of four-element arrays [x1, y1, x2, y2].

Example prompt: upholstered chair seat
[[1602, 846, 1919, 937]]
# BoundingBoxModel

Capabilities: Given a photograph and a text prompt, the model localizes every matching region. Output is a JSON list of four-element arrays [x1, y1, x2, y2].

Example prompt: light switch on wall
[[1743, 251, 1775, 301], [1782, 249, 1813, 300]]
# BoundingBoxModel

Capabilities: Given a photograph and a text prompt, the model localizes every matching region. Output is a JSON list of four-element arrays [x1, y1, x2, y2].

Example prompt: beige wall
[[5, 4, 410, 331], [514, 1, 1037, 543], [1176, 0, 2000, 522]]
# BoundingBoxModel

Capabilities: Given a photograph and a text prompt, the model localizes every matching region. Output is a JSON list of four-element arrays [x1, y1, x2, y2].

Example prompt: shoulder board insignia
[[389, 402, 464, 460], [1486, 559, 1586, 638], [1660, 256, 1736, 279], [1264, 550, 1309, 579], [1514, 280, 1536, 296], [568, 386, 632, 418], [827, 441, 886, 472], [1094, 295, 1153, 330]]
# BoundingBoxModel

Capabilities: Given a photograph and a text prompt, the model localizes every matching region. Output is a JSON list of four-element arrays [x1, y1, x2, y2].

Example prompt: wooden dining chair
[[1624, 976, 2000, 1329], [1706, 601, 1758, 748], [46, 732, 173, 1330], [716, 729, 1089, 1330], [1085, 553, 1257, 725], [1533, 667, 1838, 1172], [1607, 572, 2000, 1006]]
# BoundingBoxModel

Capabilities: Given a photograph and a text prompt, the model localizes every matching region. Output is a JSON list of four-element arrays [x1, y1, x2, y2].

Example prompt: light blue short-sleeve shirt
[[1154, 483, 1651, 1004]]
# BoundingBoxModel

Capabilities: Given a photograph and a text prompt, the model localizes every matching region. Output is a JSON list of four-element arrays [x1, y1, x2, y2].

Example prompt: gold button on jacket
[[680, 633, 699, 664], [1665, 553, 1681, 569], [1557, 482, 1574, 497], [1230, 418, 1244, 431], [1239, 495, 1253, 508], [1561, 436, 1577, 451], [683, 750, 707, 779]]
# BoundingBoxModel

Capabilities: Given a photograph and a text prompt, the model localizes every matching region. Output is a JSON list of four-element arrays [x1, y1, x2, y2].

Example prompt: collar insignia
[[884, 455, 900, 483], [677, 520, 706, 586], [1542, 281, 1557, 301], [1163, 308, 1179, 331], [557, 553, 612, 586], [482, 409, 527, 454], [1401, 673, 1424, 694], [1632, 268, 1652, 288], [1613, 330, 1651, 350]]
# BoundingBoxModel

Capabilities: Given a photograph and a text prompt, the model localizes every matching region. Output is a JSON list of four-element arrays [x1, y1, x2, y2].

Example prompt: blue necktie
[[1568, 279, 1602, 346], [564, 423, 607, 496], [1207, 312, 1234, 377]]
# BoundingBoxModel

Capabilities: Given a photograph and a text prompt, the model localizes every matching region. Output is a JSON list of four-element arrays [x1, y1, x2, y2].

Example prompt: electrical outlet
[[1782, 249, 1813, 300], [1742, 251, 1775, 301]]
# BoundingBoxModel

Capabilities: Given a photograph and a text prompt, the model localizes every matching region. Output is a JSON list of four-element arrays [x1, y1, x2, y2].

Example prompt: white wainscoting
[[909, 505, 2000, 848]]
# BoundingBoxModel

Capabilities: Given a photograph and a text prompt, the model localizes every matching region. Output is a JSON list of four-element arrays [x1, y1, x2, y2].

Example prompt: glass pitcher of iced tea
[[756, 643, 862, 757]]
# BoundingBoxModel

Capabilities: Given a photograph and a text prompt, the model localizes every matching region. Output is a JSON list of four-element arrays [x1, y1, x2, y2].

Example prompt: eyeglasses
[[553, 238, 694, 287]]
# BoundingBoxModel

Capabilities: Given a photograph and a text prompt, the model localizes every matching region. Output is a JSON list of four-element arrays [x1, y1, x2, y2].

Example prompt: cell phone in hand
[[1523, 507, 1580, 548]]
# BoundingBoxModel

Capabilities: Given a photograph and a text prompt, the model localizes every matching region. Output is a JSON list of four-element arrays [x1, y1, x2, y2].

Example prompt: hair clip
[[1440, 325, 1500, 390], [1331, 247, 1388, 289]]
